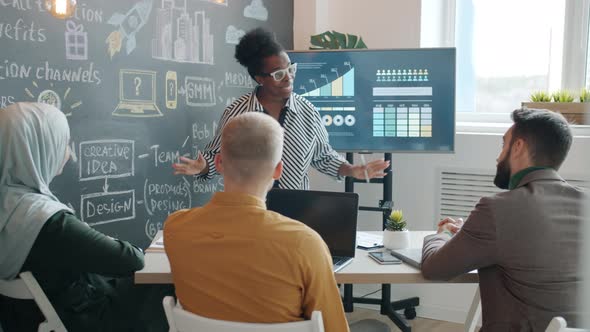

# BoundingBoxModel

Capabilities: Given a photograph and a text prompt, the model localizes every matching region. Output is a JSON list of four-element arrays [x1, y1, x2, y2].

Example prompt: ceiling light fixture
[[45, 0, 77, 19]]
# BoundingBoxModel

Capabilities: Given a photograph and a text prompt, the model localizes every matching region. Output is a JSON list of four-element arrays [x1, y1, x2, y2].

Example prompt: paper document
[[146, 234, 165, 252], [356, 232, 384, 250]]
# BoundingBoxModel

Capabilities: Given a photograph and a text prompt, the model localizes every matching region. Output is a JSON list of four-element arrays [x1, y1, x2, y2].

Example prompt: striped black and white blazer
[[199, 87, 346, 190]]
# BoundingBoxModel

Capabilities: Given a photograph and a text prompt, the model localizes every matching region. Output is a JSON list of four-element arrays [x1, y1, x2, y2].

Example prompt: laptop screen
[[266, 189, 359, 257]]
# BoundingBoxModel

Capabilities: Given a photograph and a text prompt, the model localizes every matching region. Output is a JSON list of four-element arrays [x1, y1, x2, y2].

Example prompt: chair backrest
[[162, 296, 324, 332], [0, 272, 67, 332], [545, 317, 588, 332]]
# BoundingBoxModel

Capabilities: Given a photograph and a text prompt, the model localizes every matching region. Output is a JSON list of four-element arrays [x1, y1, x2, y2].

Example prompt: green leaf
[[309, 31, 368, 50], [356, 37, 367, 49], [530, 91, 550, 102], [385, 209, 407, 231], [345, 34, 358, 49]]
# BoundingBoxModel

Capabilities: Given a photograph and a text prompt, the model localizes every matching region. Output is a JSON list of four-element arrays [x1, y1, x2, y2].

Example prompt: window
[[456, 0, 566, 114], [422, 0, 590, 119]]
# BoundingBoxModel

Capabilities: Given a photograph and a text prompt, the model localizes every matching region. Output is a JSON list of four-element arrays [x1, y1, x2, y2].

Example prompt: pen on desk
[[360, 154, 370, 183]]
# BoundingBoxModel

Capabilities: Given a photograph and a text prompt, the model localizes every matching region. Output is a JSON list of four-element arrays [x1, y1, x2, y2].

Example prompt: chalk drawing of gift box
[[65, 20, 88, 61]]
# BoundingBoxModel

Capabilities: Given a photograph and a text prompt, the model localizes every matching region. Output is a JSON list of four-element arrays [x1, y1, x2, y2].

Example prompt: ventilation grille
[[437, 168, 588, 222]]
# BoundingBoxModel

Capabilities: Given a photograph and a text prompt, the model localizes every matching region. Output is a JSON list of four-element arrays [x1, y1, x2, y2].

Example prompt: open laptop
[[390, 248, 423, 269], [113, 69, 163, 117], [266, 189, 359, 272]]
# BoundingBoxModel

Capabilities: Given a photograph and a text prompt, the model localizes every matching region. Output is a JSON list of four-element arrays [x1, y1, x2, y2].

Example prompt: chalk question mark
[[168, 81, 175, 96], [134, 77, 142, 96]]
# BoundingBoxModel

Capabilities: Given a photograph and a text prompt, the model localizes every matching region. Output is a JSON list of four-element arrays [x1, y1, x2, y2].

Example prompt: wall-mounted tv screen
[[288, 48, 456, 153]]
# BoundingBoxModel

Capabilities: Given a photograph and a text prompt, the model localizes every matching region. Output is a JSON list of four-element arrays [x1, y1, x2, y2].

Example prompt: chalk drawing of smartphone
[[165, 71, 177, 109]]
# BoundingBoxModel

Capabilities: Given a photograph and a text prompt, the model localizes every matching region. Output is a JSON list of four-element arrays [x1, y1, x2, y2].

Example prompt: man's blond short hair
[[220, 112, 284, 182]]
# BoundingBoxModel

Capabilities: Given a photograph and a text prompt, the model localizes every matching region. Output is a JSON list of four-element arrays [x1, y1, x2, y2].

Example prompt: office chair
[[0, 271, 67, 332], [545, 317, 588, 332], [162, 296, 324, 332]]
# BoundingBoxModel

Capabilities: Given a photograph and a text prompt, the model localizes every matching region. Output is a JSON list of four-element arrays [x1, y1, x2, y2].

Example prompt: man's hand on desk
[[437, 217, 464, 236]]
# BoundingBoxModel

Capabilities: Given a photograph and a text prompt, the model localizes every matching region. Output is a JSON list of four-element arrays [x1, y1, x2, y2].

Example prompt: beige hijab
[[0, 102, 73, 279]]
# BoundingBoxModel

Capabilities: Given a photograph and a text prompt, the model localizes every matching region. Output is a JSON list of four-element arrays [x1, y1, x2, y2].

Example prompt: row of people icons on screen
[[377, 76, 429, 82], [377, 69, 429, 76], [376, 69, 429, 82]]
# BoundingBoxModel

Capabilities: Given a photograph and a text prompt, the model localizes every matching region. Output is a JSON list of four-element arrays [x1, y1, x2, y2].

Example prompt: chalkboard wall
[[0, 0, 293, 248]]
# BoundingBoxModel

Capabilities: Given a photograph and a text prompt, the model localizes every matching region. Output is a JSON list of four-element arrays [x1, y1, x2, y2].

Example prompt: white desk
[[135, 231, 480, 332], [135, 231, 478, 285]]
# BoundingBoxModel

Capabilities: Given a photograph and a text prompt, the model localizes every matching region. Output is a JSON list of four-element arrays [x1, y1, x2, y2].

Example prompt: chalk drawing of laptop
[[113, 69, 163, 117]]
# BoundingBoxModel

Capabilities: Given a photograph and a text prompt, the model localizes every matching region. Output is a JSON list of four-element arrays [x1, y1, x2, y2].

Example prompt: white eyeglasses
[[260, 63, 297, 81]]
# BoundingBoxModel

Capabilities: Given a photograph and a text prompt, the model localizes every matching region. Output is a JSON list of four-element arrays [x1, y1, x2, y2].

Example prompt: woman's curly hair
[[235, 28, 284, 80]]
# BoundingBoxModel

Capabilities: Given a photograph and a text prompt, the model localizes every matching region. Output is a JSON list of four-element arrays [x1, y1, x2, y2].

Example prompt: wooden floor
[[346, 307, 465, 332]]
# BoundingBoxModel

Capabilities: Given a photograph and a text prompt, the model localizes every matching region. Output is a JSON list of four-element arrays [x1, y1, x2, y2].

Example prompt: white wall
[[295, 1, 590, 324], [293, 0, 421, 50]]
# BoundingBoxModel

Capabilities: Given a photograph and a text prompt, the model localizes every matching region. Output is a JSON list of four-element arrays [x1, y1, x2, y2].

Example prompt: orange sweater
[[164, 192, 349, 332]]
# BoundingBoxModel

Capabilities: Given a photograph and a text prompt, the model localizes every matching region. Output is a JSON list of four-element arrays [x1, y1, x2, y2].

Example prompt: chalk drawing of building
[[152, 0, 214, 64]]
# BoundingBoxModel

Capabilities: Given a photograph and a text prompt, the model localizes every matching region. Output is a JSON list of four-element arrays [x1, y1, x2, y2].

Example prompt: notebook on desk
[[266, 189, 359, 272], [390, 248, 423, 269], [356, 232, 384, 250]]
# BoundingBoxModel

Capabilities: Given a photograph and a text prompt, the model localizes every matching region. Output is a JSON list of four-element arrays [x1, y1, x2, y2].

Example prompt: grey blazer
[[422, 169, 586, 332]]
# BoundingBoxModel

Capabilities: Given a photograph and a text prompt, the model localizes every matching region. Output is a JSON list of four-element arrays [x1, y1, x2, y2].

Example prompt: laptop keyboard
[[332, 256, 347, 265]]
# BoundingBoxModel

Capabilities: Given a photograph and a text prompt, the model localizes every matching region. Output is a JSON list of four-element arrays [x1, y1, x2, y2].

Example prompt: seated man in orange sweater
[[164, 112, 349, 332]]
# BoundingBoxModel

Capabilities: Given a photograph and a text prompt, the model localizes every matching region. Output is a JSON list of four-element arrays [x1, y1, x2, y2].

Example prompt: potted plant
[[522, 89, 590, 125], [383, 209, 410, 250]]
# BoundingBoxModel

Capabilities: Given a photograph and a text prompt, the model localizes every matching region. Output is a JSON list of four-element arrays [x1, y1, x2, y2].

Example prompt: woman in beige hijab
[[0, 103, 168, 331]]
